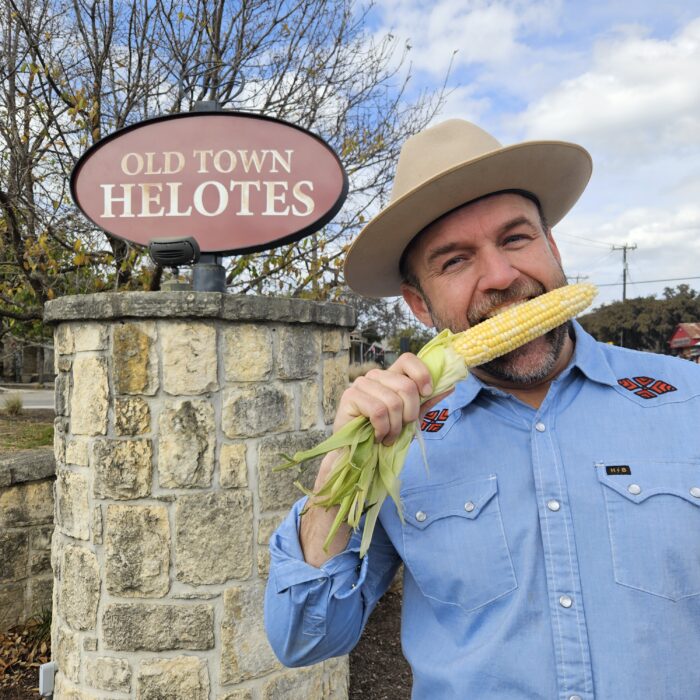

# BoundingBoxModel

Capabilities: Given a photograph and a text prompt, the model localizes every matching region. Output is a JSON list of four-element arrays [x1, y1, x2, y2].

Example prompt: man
[[264, 120, 700, 699]]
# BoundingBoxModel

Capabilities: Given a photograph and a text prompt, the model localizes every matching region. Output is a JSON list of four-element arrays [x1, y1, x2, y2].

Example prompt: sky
[[367, 0, 700, 309]]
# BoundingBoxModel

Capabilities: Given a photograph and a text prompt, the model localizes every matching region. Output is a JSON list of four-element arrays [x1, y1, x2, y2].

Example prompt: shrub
[[2, 393, 23, 415]]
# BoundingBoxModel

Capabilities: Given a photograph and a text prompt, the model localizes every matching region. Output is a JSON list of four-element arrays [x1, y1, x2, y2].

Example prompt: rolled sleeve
[[264, 497, 399, 667]]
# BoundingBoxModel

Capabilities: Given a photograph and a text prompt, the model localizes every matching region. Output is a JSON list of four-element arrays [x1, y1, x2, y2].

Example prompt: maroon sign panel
[[71, 112, 348, 254]]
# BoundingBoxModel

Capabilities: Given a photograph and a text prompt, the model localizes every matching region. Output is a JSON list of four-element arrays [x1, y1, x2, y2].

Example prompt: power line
[[596, 275, 700, 288]]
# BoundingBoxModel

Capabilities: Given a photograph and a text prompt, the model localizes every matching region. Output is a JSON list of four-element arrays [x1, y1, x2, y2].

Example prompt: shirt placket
[[531, 395, 595, 700]]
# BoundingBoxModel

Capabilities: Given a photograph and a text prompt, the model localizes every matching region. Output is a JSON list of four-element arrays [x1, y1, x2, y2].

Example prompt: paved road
[[0, 386, 55, 410]]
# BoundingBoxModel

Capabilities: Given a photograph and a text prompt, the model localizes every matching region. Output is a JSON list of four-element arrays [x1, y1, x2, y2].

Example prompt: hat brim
[[344, 140, 592, 297]]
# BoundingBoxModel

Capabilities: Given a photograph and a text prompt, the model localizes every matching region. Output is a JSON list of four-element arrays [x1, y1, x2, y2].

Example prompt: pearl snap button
[[559, 594, 573, 608], [535, 422, 546, 432], [547, 500, 561, 512], [415, 510, 427, 522], [627, 484, 642, 495], [690, 487, 700, 498], [464, 501, 475, 512], [569, 696, 583, 700]]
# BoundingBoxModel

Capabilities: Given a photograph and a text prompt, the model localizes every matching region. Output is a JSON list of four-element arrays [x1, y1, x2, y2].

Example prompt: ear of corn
[[276, 283, 597, 556]]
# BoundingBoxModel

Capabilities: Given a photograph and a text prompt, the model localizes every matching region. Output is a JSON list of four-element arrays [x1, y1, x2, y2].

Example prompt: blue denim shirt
[[265, 323, 700, 699]]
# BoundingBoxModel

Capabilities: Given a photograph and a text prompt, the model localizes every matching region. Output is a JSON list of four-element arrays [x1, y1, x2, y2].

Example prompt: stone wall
[[0, 449, 55, 631], [44, 291, 355, 700]]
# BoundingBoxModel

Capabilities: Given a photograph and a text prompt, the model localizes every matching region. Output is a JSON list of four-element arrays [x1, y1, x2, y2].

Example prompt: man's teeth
[[484, 300, 527, 319]]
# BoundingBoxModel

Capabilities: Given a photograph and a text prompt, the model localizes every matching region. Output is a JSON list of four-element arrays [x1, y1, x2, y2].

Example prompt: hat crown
[[391, 120, 502, 202]]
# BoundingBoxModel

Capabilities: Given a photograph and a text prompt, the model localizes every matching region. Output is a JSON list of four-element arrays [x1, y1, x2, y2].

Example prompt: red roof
[[669, 323, 700, 348]]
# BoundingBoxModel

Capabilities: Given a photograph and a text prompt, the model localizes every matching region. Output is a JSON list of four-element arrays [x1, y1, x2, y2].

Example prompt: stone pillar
[[45, 292, 355, 700]]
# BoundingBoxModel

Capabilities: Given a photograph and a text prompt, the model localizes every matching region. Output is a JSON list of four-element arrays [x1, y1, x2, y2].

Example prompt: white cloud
[[372, 0, 564, 78], [518, 18, 700, 163]]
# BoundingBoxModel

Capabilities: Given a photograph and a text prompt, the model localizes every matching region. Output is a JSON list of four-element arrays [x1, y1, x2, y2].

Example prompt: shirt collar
[[445, 320, 619, 413]]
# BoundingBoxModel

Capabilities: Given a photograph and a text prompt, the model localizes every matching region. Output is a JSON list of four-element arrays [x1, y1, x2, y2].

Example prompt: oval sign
[[71, 112, 348, 254]]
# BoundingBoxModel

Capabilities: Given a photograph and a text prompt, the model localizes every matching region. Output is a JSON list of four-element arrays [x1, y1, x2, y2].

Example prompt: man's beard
[[424, 277, 570, 385]]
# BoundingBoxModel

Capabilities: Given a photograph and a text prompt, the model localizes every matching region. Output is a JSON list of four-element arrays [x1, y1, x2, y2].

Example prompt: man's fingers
[[334, 353, 434, 444]]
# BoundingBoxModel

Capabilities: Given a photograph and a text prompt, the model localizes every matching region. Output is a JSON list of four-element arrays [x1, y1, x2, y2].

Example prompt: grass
[[1, 394, 23, 416], [0, 410, 54, 452]]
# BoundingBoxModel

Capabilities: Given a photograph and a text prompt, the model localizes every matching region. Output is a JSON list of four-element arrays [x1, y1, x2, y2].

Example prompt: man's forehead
[[404, 192, 542, 260]]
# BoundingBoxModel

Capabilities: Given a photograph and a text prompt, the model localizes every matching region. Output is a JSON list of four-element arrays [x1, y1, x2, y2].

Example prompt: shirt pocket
[[401, 474, 517, 613], [597, 460, 700, 601]]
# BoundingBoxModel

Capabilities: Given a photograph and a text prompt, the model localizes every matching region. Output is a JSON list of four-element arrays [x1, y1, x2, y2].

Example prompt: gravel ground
[[349, 588, 412, 699]]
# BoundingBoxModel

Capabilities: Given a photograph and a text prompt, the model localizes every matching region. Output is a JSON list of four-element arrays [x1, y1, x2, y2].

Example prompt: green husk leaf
[[276, 332, 470, 557]]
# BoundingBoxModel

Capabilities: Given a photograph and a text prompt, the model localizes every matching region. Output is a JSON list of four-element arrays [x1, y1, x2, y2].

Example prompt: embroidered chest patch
[[617, 375, 677, 399], [421, 408, 450, 432]]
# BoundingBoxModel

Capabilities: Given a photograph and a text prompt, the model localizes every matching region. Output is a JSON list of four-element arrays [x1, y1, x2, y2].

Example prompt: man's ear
[[401, 283, 435, 328]]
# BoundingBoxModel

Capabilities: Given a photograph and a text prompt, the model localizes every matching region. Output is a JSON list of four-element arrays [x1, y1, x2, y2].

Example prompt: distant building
[[668, 322, 700, 362], [1, 337, 54, 383]]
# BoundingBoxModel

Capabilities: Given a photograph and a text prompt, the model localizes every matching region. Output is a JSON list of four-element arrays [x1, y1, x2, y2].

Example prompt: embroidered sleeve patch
[[617, 376, 677, 399], [421, 408, 450, 432]]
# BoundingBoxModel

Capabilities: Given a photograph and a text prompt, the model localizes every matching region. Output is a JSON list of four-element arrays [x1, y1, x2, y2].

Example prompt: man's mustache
[[468, 280, 548, 327]]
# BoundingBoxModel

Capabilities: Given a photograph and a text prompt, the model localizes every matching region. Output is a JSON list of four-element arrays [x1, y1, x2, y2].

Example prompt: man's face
[[400, 193, 569, 385]]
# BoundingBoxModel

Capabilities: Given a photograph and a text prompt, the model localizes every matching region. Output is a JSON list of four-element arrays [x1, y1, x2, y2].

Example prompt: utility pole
[[612, 243, 637, 301], [611, 243, 637, 348]]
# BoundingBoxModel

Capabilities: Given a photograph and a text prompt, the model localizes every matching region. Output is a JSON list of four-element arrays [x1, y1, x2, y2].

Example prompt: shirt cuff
[[270, 497, 367, 595]]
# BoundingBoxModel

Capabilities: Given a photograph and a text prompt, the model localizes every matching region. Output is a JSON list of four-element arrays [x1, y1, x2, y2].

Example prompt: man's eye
[[504, 234, 530, 245], [442, 256, 465, 270]]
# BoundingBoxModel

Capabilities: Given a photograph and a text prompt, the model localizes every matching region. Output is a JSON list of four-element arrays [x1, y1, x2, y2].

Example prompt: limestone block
[[275, 326, 320, 379], [53, 674, 99, 700], [57, 355, 72, 373], [257, 431, 327, 511], [60, 545, 99, 631], [115, 397, 151, 436], [158, 400, 215, 488], [86, 656, 132, 693], [175, 491, 253, 585], [70, 355, 109, 435], [92, 505, 103, 545], [257, 515, 284, 578], [55, 372, 70, 416], [56, 468, 90, 540], [221, 582, 281, 685], [83, 637, 98, 651], [223, 324, 273, 381], [72, 323, 108, 352], [102, 603, 214, 651], [113, 321, 159, 395], [219, 443, 248, 488], [0, 480, 54, 528], [105, 504, 170, 598], [54, 416, 68, 464], [299, 380, 319, 429], [322, 329, 349, 353], [161, 322, 218, 395], [0, 583, 24, 629], [27, 575, 53, 617], [54, 324, 74, 355], [92, 439, 152, 500], [137, 656, 209, 700], [29, 525, 53, 575], [261, 667, 324, 700], [321, 657, 350, 699], [220, 690, 254, 700], [55, 626, 81, 682], [323, 355, 349, 423], [65, 438, 89, 467], [221, 385, 293, 439], [0, 530, 28, 581]]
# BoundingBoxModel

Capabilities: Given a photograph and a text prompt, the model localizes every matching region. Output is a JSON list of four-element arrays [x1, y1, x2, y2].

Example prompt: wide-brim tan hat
[[344, 119, 592, 297]]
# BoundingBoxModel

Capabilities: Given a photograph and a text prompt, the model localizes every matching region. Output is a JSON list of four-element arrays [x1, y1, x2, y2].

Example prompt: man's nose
[[476, 248, 520, 292]]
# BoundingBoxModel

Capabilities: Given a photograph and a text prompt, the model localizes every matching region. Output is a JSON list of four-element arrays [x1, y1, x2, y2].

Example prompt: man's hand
[[299, 353, 438, 567]]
